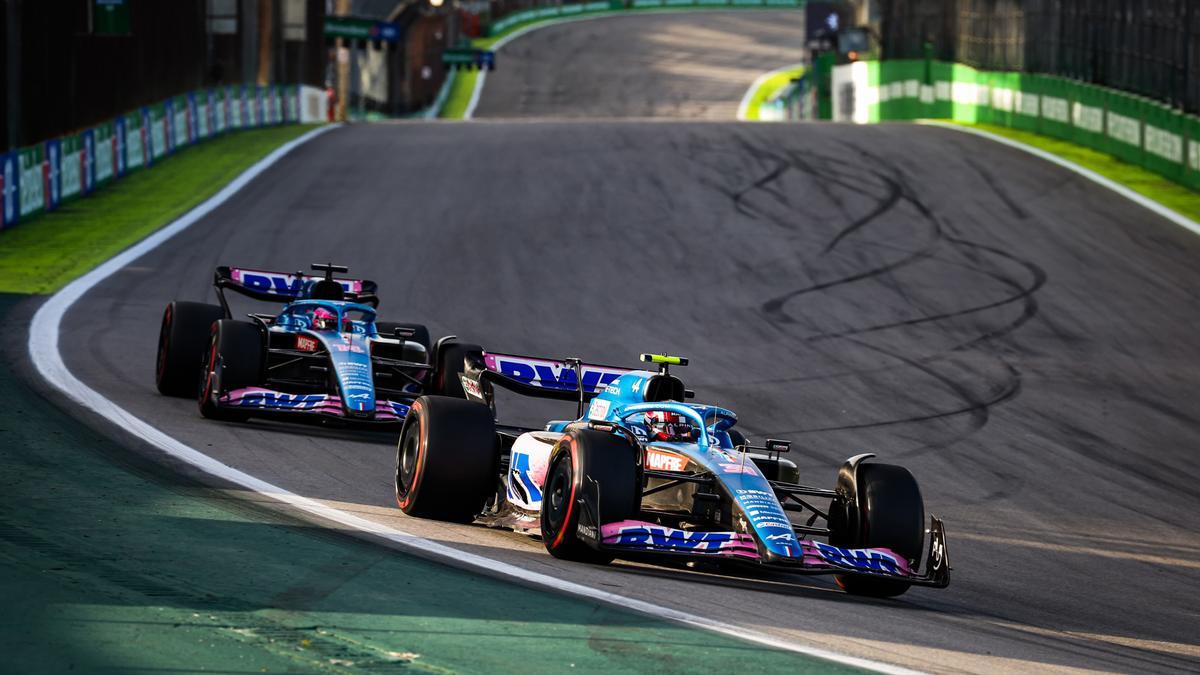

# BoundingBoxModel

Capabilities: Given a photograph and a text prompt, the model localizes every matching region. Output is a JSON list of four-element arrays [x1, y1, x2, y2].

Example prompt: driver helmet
[[312, 307, 339, 331], [645, 411, 696, 442]]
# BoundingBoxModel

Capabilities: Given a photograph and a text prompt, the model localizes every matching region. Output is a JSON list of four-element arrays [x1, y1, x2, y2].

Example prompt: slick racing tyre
[[541, 428, 641, 565], [376, 322, 431, 362], [431, 341, 484, 399], [395, 395, 496, 522], [831, 463, 925, 598], [198, 320, 263, 422], [156, 301, 225, 397]]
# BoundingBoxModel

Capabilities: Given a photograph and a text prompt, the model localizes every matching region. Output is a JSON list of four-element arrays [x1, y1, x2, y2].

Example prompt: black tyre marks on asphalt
[[697, 129, 1048, 451]]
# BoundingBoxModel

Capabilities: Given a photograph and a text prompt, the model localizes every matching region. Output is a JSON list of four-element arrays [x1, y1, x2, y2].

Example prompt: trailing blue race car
[[394, 352, 951, 597], [155, 263, 472, 424]]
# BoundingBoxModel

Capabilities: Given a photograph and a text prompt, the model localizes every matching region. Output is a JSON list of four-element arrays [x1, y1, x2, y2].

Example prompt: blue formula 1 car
[[155, 263, 474, 424], [394, 352, 950, 597]]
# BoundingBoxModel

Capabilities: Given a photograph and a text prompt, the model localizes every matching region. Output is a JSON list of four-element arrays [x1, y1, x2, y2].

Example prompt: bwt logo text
[[496, 360, 623, 392]]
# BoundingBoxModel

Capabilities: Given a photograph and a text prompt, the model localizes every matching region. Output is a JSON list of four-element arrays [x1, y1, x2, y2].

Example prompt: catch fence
[[881, 0, 1200, 115]]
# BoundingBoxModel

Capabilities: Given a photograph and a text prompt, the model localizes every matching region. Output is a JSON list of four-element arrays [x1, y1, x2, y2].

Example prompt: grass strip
[[955, 122, 1200, 222], [0, 124, 321, 295], [437, 18, 535, 119], [440, 68, 480, 119]]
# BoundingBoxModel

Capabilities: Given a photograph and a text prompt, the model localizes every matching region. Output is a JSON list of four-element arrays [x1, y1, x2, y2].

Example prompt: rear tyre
[[431, 341, 484, 398], [541, 428, 641, 564], [395, 395, 496, 522], [198, 320, 264, 422], [156, 301, 225, 397], [832, 463, 925, 598]]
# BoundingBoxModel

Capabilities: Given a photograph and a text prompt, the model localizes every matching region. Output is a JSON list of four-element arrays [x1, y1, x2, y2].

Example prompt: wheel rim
[[543, 456, 573, 537], [396, 424, 420, 499], [200, 335, 218, 405]]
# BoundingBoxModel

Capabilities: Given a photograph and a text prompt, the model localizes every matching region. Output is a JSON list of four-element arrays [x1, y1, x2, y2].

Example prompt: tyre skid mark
[[723, 135, 1044, 444]]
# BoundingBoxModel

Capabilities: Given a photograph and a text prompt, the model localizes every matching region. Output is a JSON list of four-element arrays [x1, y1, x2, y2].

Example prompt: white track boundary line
[[921, 120, 1200, 238], [425, 68, 457, 119], [736, 62, 804, 121], [26, 122, 918, 675]]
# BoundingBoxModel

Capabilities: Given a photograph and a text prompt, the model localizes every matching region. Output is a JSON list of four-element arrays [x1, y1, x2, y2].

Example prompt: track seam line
[[920, 120, 1200, 238], [27, 122, 920, 675]]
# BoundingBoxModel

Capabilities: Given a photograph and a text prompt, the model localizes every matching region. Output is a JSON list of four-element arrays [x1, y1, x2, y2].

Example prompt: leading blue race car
[[155, 263, 472, 424], [394, 351, 950, 597]]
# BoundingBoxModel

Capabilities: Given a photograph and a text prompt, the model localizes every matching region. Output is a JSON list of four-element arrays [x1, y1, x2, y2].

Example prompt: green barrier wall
[[0, 84, 305, 232], [486, 0, 801, 36], [840, 59, 1200, 194]]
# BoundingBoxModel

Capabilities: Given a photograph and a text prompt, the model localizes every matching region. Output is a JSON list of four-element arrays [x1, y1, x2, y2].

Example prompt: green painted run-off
[[0, 295, 858, 672]]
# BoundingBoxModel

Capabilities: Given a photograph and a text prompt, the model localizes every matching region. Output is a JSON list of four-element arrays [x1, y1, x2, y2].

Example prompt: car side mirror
[[766, 439, 791, 454]]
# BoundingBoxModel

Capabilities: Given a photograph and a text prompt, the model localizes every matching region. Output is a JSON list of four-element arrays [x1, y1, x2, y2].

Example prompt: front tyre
[[156, 301, 225, 397], [431, 341, 485, 399], [198, 320, 263, 422], [832, 463, 925, 598], [395, 395, 496, 522], [541, 428, 641, 564]]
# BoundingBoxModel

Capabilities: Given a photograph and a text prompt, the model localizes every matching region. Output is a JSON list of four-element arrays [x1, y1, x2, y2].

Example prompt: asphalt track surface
[[474, 12, 806, 119], [52, 14, 1200, 675]]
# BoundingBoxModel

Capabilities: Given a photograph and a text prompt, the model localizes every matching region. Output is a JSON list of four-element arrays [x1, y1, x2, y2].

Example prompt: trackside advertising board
[[0, 84, 306, 233], [831, 60, 1200, 192]]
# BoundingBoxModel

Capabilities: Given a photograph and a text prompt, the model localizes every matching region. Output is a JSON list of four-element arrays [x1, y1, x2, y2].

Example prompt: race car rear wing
[[459, 351, 632, 409], [213, 266, 379, 314]]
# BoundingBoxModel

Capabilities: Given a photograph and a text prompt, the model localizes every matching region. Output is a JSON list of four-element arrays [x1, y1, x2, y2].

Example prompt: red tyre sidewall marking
[[397, 400, 426, 510], [200, 327, 218, 406], [549, 435, 579, 551]]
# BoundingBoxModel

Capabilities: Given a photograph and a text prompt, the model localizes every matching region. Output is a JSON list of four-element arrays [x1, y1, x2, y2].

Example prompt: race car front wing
[[592, 517, 950, 587], [218, 386, 411, 422]]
